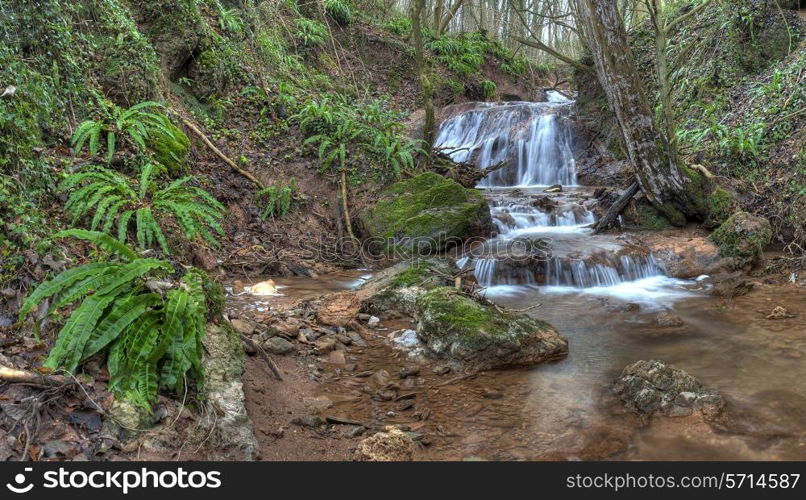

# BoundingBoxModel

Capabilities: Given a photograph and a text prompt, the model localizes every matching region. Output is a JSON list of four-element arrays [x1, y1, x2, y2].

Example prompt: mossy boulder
[[709, 211, 771, 269], [703, 187, 735, 229], [361, 172, 492, 254], [415, 287, 568, 370], [360, 258, 456, 316]]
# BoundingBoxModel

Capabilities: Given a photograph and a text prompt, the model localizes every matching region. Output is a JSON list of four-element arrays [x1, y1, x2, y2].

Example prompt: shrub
[[293, 18, 328, 47], [324, 0, 352, 25]]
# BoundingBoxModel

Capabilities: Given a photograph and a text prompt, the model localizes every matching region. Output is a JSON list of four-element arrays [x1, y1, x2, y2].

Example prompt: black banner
[[0, 461, 804, 499]]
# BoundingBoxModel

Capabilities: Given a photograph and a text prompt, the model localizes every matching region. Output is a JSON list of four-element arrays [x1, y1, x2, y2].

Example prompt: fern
[[324, 0, 352, 24], [71, 100, 188, 169], [61, 164, 225, 254], [19, 232, 212, 409], [254, 181, 295, 219]]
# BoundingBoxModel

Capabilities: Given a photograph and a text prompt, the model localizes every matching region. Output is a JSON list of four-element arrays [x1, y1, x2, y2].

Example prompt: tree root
[[179, 117, 265, 189]]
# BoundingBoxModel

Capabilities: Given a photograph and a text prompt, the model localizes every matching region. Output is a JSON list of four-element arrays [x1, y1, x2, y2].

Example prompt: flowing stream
[[233, 92, 806, 460]]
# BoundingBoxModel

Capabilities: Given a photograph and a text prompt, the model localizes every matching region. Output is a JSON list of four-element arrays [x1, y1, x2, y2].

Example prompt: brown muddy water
[[227, 270, 806, 461]]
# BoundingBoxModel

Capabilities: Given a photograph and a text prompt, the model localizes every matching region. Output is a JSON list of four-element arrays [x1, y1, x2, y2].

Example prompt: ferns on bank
[[61, 163, 225, 254], [18, 230, 209, 408], [71, 100, 189, 172], [254, 182, 295, 219], [324, 0, 352, 25]]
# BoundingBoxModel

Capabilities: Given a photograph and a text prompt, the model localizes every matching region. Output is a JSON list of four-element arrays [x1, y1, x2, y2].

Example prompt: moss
[[417, 287, 550, 343], [637, 205, 670, 230], [679, 164, 708, 216], [709, 211, 772, 269], [704, 187, 734, 229], [361, 172, 492, 253]]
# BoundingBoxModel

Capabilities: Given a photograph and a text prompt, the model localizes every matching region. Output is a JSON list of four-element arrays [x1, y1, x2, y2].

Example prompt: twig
[[0, 365, 73, 387], [241, 334, 283, 381]]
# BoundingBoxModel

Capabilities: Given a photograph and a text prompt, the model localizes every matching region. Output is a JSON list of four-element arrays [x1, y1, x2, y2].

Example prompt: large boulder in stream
[[709, 212, 771, 270], [613, 360, 724, 421], [360, 173, 492, 254], [415, 287, 568, 370]]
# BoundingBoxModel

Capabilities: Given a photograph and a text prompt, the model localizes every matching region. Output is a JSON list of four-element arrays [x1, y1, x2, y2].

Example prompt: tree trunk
[[413, 0, 436, 149], [573, 0, 705, 226]]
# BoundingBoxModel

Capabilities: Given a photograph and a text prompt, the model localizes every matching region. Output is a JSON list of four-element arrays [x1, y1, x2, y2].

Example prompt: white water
[[435, 101, 577, 187], [436, 96, 694, 304]]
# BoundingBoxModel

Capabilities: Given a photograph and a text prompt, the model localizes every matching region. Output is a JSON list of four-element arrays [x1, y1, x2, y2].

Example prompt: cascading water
[[438, 93, 685, 299], [435, 98, 577, 187]]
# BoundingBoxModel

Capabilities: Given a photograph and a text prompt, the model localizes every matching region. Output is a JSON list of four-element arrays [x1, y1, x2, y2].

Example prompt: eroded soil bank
[[227, 264, 806, 461]]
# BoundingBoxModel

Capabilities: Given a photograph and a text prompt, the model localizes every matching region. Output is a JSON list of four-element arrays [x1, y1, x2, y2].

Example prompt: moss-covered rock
[[703, 186, 735, 229], [709, 211, 772, 269], [415, 287, 568, 370], [361, 172, 492, 254], [360, 258, 456, 316]]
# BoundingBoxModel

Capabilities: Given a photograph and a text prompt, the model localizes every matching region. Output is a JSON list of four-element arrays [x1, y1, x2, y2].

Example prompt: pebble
[[314, 337, 337, 353], [367, 316, 380, 327], [345, 426, 366, 438], [482, 388, 503, 399], [292, 415, 324, 427], [264, 337, 294, 355], [327, 350, 346, 364], [398, 366, 420, 378], [335, 333, 352, 345], [232, 280, 244, 294], [230, 318, 256, 335], [347, 331, 367, 346], [432, 365, 451, 375]]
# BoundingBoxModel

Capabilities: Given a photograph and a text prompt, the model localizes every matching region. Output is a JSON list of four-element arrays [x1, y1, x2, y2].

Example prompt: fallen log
[[592, 181, 639, 234]]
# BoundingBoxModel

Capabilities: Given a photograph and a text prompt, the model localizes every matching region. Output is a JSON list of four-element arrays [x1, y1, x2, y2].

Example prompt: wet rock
[[613, 360, 724, 421], [229, 318, 256, 335], [531, 195, 556, 211], [273, 317, 300, 335], [232, 280, 245, 294], [416, 287, 568, 370], [432, 365, 451, 375], [655, 312, 684, 327], [263, 337, 294, 355], [316, 292, 360, 327], [359, 172, 493, 253], [398, 366, 420, 378], [314, 337, 337, 354], [292, 415, 324, 428], [347, 331, 367, 346], [707, 272, 754, 298], [709, 212, 772, 269], [766, 306, 794, 320], [249, 279, 279, 296], [356, 428, 414, 461], [327, 350, 346, 364], [543, 184, 563, 193], [647, 237, 728, 278]]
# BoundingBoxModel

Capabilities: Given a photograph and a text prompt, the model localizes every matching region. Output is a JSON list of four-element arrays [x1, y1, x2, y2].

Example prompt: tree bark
[[413, 0, 436, 149], [573, 0, 705, 226]]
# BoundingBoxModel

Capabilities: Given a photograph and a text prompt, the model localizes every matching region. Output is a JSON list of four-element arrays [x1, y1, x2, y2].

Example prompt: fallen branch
[[592, 181, 640, 234], [0, 365, 73, 387], [240, 335, 283, 381], [179, 117, 265, 189]]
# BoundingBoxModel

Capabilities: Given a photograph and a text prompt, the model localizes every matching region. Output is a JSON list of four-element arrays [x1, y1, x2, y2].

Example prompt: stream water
[[233, 92, 806, 460]]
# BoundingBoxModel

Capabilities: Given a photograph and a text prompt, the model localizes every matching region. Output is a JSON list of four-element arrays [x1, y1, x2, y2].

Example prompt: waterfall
[[438, 97, 674, 295], [435, 102, 577, 187]]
